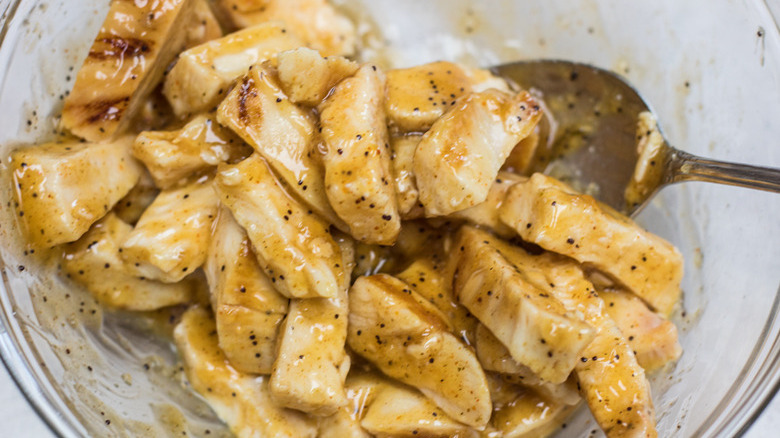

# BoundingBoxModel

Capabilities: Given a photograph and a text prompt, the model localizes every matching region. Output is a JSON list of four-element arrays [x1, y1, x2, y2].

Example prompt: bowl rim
[[0, 0, 779, 437]]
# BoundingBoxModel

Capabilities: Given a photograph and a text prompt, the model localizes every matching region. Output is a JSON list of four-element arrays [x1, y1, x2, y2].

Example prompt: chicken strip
[[61, 213, 193, 311], [319, 64, 401, 245], [212, 0, 356, 56], [121, 178, 219, 283], [164, 22, 302, 117], [414, 90, 542, 216], [269, 233, 354, 415], [61, 0, 197, 142], [174, 307, 317, 438], [204, 206, 288, 374], [11, 137, 141, 247], [345, 369, 474, 438], [391, 134, 425, 219], [499, 247, 657, 437], [600, 289, 682, 372], [215, 154, 347, 299], [217, 65, 344, 227], [384, 61, 508, 133], [347, 274, 491, 428], [133, 114, 250, 189], [449, 172, 525, 237], [396, 257, 479, 346], [450, 226, 595, 384], [270, 295, 350, 416], [277, 47, 359, 106], [499, 173, 683, 316], [474, 324, 581, 407]]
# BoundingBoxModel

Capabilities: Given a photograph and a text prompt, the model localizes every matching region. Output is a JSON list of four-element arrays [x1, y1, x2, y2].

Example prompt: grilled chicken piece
[[319, 65, 401, 245], [500, 248, 657, 437], [396, 258, 479, 346], [270, 295, 350, 416], [121, 178, 219, 283], [600, 289, 682, 372], [414, 90, 542, 216], [347, 274, 491, 428], [11, 137, 141, 248], [269, 235, 354, 415], [451, 226, 595, 384], [499, 173, 683, 316], [486, 374, 574, 438], [133, 114, 250, 189], [213, 0, 356, 56], [164, 22, 302, 117], [503, 125, 540, 175], [391, 134, 425, 219], [61, 213, 193, 311], [61, 0, 196, 142], [217, 65, 344, 227], [384, 61, 508, 134], [474, 324, 581, 407], [450, 172, 525, 238], [112, 169, 159, 225], [174, 307, 318, 438], [345, 369, 475, 438], [215, 154, 347, 299], [204, 206, 288, 374], [277, 47, 359, 106]]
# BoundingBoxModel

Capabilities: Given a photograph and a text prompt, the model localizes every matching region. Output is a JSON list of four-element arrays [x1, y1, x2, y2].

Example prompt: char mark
[[89, 37, 153, 61]]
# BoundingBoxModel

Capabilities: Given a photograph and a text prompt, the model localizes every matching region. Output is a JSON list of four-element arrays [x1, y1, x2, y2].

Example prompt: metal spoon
[[493, 60, 780, 216]]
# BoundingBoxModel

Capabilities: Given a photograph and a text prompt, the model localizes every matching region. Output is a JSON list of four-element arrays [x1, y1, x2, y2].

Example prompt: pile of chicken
[[10, 1, 685, 437]]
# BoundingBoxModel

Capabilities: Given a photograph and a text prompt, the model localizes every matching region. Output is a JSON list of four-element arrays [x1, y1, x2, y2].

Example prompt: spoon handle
[[667, 149, 780, 193]]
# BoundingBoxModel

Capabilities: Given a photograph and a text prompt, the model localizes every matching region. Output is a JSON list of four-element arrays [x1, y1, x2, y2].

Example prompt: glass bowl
[[1, 0, 779, 436]]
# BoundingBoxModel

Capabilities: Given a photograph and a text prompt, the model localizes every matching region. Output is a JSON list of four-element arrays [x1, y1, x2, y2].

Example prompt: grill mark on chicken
[[83, 96, 130, 124], [88, 36, 153, 61], [237, 76, 258, 124]]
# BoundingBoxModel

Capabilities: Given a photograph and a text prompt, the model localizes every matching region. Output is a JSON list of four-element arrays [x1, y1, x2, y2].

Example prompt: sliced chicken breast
[[499, 173, 683, 316], [164, 22, 302, 117], [347, 274, 491, 428], [450, 226, 595, 384], [61, 213, 193, 311], [319, 65, 401, 244], [414, 90, 542, 216], [134, 113, 250, 189], [61, 0, 197, 141], [121, 178, 219, 283], [174, 307, 317, 438], [217, 65, 344, 227], [277, 47, 359, 106], [204, 206, 289, 374], [11, 137, 141, 247]]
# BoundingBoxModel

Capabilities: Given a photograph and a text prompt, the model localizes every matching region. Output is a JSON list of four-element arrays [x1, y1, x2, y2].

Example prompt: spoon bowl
[[493, 60, 780, 216]]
